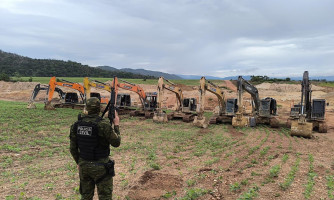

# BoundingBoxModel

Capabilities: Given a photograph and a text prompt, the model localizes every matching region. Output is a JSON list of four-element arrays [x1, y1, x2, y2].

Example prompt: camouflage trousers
[[78, 158, 113, 200]]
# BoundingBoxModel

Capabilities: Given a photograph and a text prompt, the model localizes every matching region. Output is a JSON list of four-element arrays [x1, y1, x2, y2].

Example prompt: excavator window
[[311, 99, 325, 120], [145, 95, 157, 109], [64, 92, 79, 103], [226, 98, 238, 114], [183, 98, 197, 111], [116, 94, 131, 107], [90, 92, 101, 101]]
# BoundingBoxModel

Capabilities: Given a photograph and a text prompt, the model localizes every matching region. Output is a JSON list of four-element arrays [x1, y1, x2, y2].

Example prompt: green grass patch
[[237, 185, 259, 200], [304, 154, 317, 199], [280, 156, 301, 190], [326, 175, 334, 199]]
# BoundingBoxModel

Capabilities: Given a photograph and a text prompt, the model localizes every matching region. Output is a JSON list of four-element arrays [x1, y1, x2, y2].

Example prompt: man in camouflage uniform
[[70, 97, 121, 200]]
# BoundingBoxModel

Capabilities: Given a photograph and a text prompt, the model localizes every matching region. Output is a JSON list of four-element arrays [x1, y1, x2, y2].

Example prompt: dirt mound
[[0, 81, 41, 91], [256, 83, 324, 92], [127, 170, 183, 200], [222, 80, 237, 92]]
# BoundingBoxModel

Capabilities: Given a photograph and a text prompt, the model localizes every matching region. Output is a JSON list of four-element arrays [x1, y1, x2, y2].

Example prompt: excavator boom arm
[[158, 77, 183, 110], [47, 76, 85, 102], [237, 76, 260, 113], [205, 81, 226, 113]]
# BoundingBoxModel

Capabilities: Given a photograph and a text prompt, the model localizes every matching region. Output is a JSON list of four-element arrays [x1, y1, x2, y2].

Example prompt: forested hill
[[98, 66, 182, 80], [0, 50, 153, 79]]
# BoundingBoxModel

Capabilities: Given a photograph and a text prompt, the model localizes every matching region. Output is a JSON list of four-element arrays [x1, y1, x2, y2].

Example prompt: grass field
[[16, 77, 224, 86], [319, 82, 334, 88], [1, 100, 334, 199]]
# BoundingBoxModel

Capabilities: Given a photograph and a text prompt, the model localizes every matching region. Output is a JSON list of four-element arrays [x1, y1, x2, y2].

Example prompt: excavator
[[83, 77, 112, 104], [117, 78, 157, 118], [232, 76, 278, 128], [289, 71, 327, 137], [84, 77, 155, 116], [27, 83, 65, 109], [44, 76, 86, 110], [193, 77, 238, 128], [153, 77, 197, 123]]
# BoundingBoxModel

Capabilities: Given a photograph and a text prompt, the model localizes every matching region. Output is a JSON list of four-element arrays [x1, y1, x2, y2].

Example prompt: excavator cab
[[311, 99, 326, 120], [183, 98, 197, 112], [144, 92, 158, 111], [225, 98, 238, 116], [116, 93, 131, 107], [259, 97, 277, 117], [64, 92, 79, 104], [290, 104, 301, 118]]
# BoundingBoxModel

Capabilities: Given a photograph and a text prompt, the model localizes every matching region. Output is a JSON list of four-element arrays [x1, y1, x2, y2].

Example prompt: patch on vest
[[77, 126, 93, 136]]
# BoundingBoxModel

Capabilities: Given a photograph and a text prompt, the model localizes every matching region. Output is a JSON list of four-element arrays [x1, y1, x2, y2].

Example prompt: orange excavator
[[118, 78, 157, 118], [111, 77, 157, 117], [44, 76, 85, 110]]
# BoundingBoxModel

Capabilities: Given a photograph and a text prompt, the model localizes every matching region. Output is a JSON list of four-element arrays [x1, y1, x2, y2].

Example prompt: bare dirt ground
[[1, 80, 334, 199]]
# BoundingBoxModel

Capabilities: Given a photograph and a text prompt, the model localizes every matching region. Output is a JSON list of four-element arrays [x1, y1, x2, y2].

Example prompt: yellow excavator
[[153, 77, 197, 123], [193, 77, 238, 128], [83, 77, 111, 104], [289, 71, 327, 137], [232, 76, 278, 128]]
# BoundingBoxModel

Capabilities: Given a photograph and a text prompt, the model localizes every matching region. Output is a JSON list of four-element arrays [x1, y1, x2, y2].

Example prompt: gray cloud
[[1, 0, 334, 77]]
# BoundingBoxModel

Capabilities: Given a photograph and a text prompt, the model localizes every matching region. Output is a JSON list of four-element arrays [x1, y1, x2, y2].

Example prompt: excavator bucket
[[193, 116, 208, 128], [27, 102, 37, 109], [44, 102, 56, 110], [153, 111, 168, 123], [232, 113, 249, 127], [290, 119, 313, 138]]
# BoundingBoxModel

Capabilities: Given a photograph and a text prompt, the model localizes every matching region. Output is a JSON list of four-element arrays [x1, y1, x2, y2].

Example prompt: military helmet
[[86, 97, 101, 114]]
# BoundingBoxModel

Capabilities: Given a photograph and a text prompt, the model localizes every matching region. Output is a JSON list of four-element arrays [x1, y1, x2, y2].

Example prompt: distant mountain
[[0, 50, 152, 79], [221, 75, 334, 81], [306, 76, 334, 81], [178, 75, 224, 80], [98, 66, 182, 80], [178, 75, 252, 80], [221, 75, 252, 80]]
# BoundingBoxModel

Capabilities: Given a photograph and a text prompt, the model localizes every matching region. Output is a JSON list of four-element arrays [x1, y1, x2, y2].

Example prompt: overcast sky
[[1, 0, 334, 78]]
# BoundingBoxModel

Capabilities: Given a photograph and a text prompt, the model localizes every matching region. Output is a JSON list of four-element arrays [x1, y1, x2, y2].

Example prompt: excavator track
[[209, 116, 218, 124], [318, 121, 328, 133], [182, 114, 196, 122], [269, 117, 279, 128], [144, 111, 154, 119]]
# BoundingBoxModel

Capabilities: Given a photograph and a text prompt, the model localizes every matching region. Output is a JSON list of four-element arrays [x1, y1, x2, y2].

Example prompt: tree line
[[0, 50, 154, 80], [250, 75, 292, 83]]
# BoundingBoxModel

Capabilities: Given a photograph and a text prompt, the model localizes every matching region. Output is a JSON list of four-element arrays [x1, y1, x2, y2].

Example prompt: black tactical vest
[[74, 118, 110, 161]]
